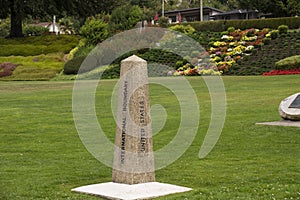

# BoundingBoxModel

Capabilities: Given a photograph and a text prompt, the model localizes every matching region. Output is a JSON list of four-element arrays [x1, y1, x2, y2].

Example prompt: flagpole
[[162, 0, 165, 17], [200, 0, 203, 21]]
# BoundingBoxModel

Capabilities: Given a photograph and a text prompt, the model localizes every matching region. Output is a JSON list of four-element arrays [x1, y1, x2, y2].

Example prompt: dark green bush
[[102, 64, 120, 79], [275, 55, 300, 70], [23, 25, 49, 36], [63, 56, 86, 74], [270, 30, 279, 39], [263, 37, 271, 45], [278, 25, 289, 34]]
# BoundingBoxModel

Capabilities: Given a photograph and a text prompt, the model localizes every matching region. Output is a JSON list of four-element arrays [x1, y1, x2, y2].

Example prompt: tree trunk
[[9, 0, 24, 38]]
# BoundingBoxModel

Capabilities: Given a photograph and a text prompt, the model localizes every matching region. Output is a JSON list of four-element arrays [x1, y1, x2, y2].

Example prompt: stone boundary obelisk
[[112, 55, 155, 184], [71, 55, 192, 199]]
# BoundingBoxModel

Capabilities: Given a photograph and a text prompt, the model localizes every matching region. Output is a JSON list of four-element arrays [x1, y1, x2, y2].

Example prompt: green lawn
[[0, 76, 300, 199]]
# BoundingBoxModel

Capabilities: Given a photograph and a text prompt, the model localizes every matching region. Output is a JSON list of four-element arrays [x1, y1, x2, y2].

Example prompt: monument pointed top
[[121, 55, 146, 63]]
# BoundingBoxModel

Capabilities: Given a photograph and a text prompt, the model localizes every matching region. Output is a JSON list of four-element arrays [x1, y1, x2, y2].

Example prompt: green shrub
[[227, 27, 235, 33], [63, 56, 86, 74], [278, 25, 288, 34], [0, 18, 10, 37], [169, 24, 195, 35], [73, 45, 94, 58], [102, 64, 120, 79], [158, 17, 170, 28], [67, 47, 79, 60], [221, 31, 228, 36], [270, 30, 279, 39], [275, 55, 300, 70], [80, 17, 108, 46], [23, 25, 49, 36]]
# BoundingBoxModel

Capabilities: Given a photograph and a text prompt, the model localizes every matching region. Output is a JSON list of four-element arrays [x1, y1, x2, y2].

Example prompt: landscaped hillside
[[226, 31, 300, 75], [0, 35, 79, 80], [1, 26, 300, 80]]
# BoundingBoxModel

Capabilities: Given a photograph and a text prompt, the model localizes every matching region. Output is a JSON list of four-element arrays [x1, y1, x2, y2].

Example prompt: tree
[[287, 0, 300, 16], [0, 0, 123, 38], [236, 0, 294, 17], [109, 5, 143, 33], [80, 16, 109, 46]]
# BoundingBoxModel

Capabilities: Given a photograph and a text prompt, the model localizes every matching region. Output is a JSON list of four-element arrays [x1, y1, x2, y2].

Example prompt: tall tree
[[0, 0, 122, 38], [287, 0, 300, 16], [236, 0, 291, 17]]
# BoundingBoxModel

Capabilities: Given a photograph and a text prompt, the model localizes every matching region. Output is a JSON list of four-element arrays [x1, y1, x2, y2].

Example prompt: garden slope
[[0, 35, 79, 80], [225, 31, 300, 75]]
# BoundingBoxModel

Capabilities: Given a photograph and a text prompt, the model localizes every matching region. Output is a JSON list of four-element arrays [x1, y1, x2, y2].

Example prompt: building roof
[[212, 9, 259, 17], [165, 6, 224, 15], [29, 22, 52, 27]]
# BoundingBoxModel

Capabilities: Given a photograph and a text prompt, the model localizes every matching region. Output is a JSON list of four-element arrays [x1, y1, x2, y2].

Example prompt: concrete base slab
[[256, 120, 300, 128], [71, 182, 192, 200]]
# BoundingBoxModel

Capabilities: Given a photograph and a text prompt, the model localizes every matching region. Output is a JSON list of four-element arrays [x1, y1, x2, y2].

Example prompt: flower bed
[[262, 68, 300, 76], [173, 63, 221, 76], [209, 28, 271, 73], [0, 63, 18, 78]]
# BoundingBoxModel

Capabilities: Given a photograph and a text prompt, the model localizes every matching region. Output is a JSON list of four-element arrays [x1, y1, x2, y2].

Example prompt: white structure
[[49, 15, 60, 34], [279, 93, 300, 121], [29, 16, 60, 35]]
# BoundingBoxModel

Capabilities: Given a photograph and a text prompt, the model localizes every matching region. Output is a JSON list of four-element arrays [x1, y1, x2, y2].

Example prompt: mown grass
[[0, 53, 65, 80], [0, 76, 299, 199]]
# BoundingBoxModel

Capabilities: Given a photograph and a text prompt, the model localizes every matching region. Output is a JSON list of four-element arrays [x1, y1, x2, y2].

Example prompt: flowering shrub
[[262, 68, 300, 76], [209, 28, 271, 72], [174, 63, 221, 76], [0, 63, 18, 78]]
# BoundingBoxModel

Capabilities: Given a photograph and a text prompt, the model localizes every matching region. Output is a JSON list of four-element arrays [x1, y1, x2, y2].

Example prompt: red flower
[[262, 68, 300, 76]]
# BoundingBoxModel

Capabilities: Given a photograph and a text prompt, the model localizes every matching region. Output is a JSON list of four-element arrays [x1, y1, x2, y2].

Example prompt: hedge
[[275, 55, 300, 70], [182, 17, 300, 32], [63, 56, 86, 74]]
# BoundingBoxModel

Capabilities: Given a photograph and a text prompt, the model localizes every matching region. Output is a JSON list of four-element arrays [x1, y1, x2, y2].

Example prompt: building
[[29, 16, 60, 35], [211, 9, 260, 20], [164, 6, 224, 22], [29, 22, 60, 34], [165, 7, 272, 22]]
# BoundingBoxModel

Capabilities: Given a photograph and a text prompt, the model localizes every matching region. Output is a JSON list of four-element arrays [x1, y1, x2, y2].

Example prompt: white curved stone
[[279, 93, 300, 121]]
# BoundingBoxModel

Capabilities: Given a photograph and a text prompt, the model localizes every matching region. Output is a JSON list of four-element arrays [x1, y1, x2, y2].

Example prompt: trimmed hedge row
[[275, 55, 300, 70], [183, 17, 300, 32], [0, 35, 79, 56]]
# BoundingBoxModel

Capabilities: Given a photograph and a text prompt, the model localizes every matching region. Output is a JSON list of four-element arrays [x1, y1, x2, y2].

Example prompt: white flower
[[221, 35, 229, 40], [246, 45, 254, 52]]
